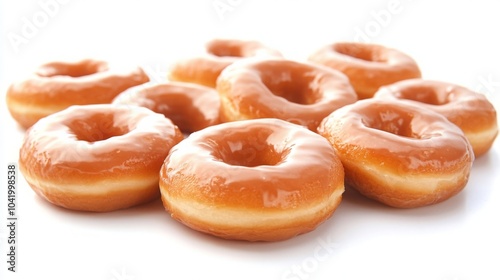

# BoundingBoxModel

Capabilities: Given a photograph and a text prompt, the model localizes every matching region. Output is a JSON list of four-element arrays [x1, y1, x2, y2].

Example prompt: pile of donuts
[[7, 39, 498, 241]]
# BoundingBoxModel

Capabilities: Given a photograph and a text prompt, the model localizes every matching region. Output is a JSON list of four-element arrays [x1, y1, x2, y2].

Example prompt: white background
[[1, 1, 500, 280]]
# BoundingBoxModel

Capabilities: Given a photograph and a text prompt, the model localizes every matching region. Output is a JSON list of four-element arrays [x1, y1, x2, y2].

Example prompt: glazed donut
[[19, 104, 183, 212], [374, 79, 498, 157], [6, 59, 150, 129], [169, 39, 283, 88], [308, 42, 421, 99], [318, 99, 474, 208], [216, 58, 357, 131], [113, 82, 220, 134], [160, 118, 344, 241]]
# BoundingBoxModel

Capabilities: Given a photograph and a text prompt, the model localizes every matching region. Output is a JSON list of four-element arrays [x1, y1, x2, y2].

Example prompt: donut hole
[[208, 48, 242, 58], [69, 113, 128, 142], [333, 44, 386, 62], [395, 87, 449, 105], [212, 129, 286, 167], [222, 144, 283, 167], [151, 95, 209, 134], [124, 85, 219, 134], [259, 69, 322, 105], [37, 60, 108, 78], [207, 44, 244, 58], [362, 109, 417, 138]]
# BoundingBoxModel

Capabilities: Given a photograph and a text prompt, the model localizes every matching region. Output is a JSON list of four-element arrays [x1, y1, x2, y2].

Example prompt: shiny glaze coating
[[6, 59, 150, 128], [169, 39, 282, 88], [216, 58, 357, 131], [160, 118, 344, 241], [375, 79, 498, 156], [318, 99, 474, 208], [308, 42, 421, 99], [113, 82, 220, 134], [19, 104, 183, 212]]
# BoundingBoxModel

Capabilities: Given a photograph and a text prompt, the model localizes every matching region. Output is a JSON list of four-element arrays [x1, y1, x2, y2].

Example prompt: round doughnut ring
[[308, 42, 421, 99], [113, 82, 220, 134], [374, 79, 498, 157], [6, 59, 150, 128], [169, 39, 283, 88], [19, 104, 183, 212], [160, 118, 345, 241], [216, 58, 357, 131], [318, 99, 474, 208]]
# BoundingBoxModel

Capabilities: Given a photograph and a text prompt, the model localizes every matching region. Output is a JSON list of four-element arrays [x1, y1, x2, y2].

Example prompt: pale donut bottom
[[6, 98, 66, 128], [464, 124, 498, 157], [20, 169, 160, 212], [160, 187, 344, 242], [342, 159, 472, 208]]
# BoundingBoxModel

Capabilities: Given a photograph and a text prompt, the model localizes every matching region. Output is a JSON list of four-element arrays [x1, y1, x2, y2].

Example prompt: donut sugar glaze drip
[[216, 58, 357, 131], [318, 99, 474, 208], [308, 42, 421, 99], [6, 59, 150, 128], [113, 82, 220, 134], [160, 118, 344, 241], [374, 79, 498, 157], [19, 104, 183, 212], [169, 39, 283, 88]]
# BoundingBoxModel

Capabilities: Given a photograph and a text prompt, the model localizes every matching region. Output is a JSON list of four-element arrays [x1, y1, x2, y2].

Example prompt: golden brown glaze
[[113, 82, 220, 134], [160, 118, 344, 241], [318, 99, 474, 208], [6, 59, 150, 128], [216, 58, 357, 131], [375, 79, 498, 156], [169, 39, 282, 88], [308, 42, 421, 99], [19, 104, 183, 212]]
